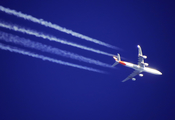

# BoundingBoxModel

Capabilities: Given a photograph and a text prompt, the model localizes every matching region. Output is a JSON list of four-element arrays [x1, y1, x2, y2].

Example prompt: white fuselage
[[120, 61, 162, 75]]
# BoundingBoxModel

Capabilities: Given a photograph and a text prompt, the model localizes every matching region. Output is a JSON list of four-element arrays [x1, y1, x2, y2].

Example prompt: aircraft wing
[[122, 70, 141, 82], [137, 45, 144, 67]]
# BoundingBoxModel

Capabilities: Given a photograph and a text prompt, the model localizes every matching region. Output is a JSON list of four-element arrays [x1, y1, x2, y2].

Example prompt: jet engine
[[139, 74, 143, 77], [144, 63, 149, 66], [132, 78, 136, 81], [142, 55, 147, 59]]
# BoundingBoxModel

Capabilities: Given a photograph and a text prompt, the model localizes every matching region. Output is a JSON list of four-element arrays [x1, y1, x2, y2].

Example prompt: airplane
[[112, 45, 162, 82]]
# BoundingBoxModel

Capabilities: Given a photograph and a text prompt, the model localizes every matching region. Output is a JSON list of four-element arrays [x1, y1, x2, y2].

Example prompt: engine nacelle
[[142, 55, 147, 59], [139, 74, 143, 77], [132, 78, 136, 81], [144, 63, 149, 66]]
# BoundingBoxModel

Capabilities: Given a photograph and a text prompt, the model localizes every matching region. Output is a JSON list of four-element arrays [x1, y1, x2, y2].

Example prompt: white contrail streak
[[0, 5, 118, 49], [0, 43, 106, 73], [0, 21, 114, 57], [0, 31, 113, 68]]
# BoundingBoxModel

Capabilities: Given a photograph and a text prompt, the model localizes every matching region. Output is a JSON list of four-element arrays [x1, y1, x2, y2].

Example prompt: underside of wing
[[122, 70, 141, 82], [138, 56, 144, 66], [137, 45, 144, 67]]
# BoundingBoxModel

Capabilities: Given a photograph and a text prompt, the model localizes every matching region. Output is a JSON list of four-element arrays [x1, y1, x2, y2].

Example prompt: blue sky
[[0, 0, 174, 120]]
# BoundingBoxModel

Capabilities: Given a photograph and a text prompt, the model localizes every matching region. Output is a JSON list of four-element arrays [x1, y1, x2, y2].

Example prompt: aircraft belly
[[125, 62, 143, 71], [124, 62, 134, 68]]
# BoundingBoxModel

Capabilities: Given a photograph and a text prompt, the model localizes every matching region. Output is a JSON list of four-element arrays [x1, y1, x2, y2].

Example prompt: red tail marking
[[113, 56, 118, 61]]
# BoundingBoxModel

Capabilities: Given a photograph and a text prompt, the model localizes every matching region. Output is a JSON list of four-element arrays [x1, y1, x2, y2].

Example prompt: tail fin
[[112, 53, 121, 67]]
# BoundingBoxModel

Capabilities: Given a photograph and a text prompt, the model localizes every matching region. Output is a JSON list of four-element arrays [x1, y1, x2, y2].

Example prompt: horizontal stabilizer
[[112, 62, 119, 67], [117, 53, 121, 61]]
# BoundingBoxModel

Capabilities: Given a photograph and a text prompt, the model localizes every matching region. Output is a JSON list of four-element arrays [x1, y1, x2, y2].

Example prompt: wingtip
[[137, 45, 140, 48]]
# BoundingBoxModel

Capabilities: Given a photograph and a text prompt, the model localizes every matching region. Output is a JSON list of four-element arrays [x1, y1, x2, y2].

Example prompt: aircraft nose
[[158, 71, 162, 75]]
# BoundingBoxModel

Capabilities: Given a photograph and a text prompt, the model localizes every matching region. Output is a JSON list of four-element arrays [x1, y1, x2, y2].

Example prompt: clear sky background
[[0, 0, 174, 120]]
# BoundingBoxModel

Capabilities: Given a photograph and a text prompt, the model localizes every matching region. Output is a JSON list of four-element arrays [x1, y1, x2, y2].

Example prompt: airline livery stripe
[[119, 61, 126, 65]]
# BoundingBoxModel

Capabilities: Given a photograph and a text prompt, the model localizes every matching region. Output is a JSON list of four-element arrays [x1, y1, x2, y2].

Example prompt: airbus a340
[[112, 45, 162, 82]]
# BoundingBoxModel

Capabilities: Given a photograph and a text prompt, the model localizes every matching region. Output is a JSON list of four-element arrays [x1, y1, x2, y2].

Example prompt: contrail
[[0, 5, 118, 49], [0, 30, 113, 68], [0, 21, 114, 57], [0, 43, 106, 73]]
